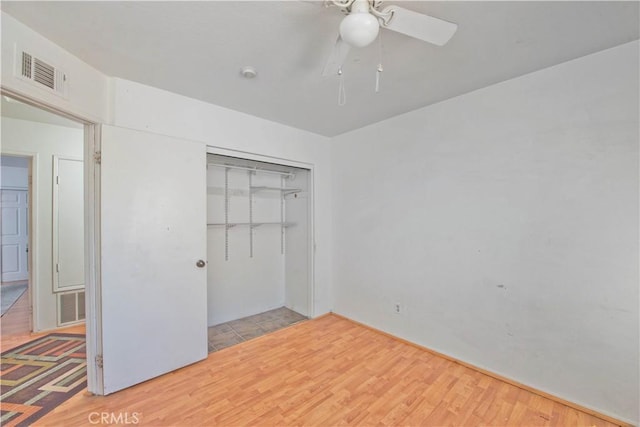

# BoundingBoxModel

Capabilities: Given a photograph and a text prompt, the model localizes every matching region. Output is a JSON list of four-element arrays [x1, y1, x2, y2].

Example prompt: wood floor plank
[[0, 291, 31, 337], [35, 315, 621, 427]]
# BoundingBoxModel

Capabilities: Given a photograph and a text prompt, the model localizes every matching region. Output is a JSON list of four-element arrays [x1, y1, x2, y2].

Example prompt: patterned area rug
[[1, 333, 86, 426]]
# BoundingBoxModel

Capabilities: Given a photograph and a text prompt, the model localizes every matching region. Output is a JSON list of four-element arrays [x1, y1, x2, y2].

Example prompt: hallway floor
[[0, 281, 31, 337]]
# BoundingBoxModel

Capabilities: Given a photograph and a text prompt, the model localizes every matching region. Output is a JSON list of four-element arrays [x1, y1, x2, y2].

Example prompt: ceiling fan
[[321, 0, 458, 77]]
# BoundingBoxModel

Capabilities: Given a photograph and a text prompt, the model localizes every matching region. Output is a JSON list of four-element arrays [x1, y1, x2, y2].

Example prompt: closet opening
[[206, 153, 312, 352]]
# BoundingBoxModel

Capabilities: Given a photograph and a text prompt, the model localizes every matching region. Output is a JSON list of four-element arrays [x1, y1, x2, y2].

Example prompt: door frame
[[0, 153, 35, 332], [205, 145, 316, 318], [0, 87, 102, 393]]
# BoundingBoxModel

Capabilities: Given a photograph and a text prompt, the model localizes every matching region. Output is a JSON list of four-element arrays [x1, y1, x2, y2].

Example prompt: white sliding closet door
[[99, 125, 207, 394], [53, 156, 84, 290]]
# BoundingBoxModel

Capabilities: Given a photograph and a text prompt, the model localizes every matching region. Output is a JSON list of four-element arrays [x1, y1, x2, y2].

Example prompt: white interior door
[[100, 125, 207, 394], [53, 156, 84, 290], [1, 190, 29, 282]]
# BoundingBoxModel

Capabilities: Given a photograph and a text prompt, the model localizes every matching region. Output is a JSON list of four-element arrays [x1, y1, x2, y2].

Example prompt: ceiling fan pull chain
[[338, 67, 347, 106], [375, 31, 384, 93], [375, 64, 383, 93]]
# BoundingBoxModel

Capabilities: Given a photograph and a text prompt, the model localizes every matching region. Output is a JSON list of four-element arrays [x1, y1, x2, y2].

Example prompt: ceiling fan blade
[[298, 0, 330, 6], [380, 6, 458, 46], [322, 36, 351, 77]]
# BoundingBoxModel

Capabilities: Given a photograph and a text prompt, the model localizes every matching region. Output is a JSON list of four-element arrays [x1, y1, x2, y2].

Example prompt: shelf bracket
[[249, 171, 254, 258], [280, 176, 285, 255], [224, 167, 229, 261]]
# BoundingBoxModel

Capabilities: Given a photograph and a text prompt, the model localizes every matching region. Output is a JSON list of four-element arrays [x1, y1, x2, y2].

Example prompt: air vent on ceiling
[[17, 49, 68, 97], [22, 52, 32, 79]]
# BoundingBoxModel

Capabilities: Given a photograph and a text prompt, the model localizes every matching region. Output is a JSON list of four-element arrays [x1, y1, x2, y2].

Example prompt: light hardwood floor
[[1, 289, 31, 337], [36, 315, 619, 426]]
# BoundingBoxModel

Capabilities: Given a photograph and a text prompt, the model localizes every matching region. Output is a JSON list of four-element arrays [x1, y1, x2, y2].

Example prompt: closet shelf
[[250, 186, 301, 195], [207, 222, 296, 228]]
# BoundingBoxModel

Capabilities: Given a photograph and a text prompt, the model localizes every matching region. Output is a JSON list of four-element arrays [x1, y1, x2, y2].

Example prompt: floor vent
[[17, 49, 68, 97], [57, 290, 86, 326]]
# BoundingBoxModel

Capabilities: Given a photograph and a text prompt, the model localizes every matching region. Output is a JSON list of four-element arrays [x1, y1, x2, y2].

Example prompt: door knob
[[196, 260, 206, 268]]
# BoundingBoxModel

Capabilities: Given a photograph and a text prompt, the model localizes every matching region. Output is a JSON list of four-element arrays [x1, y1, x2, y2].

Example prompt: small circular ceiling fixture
[[240, 66, 257, 79]]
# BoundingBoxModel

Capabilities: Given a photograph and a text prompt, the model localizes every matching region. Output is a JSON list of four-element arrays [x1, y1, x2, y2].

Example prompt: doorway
[[1, 95, 85, 335], [0, 93, 89, 425], [1, 155, 31, 335]]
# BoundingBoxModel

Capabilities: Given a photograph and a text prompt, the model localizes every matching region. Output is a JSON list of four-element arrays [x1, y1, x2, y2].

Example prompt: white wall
[[331, 41, 639, 424], [112, 78, 333, 317], [1, 12, 110, 123], [1, 117, 84, 331]]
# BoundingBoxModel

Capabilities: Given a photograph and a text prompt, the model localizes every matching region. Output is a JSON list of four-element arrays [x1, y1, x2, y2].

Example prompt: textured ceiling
[[1, 1, 638, 136]]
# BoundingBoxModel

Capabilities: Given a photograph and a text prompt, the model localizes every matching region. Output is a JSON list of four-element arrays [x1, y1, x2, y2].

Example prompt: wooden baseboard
[[330, 312, 633, 427], [311, 312, 333, 320]]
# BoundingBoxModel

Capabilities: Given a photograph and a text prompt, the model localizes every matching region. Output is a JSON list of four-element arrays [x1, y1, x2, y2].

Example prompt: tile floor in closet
[[207, 307, 307, 352]]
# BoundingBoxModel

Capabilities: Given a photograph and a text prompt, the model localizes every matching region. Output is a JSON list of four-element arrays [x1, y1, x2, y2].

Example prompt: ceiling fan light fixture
[[339, 11, 380, 48]]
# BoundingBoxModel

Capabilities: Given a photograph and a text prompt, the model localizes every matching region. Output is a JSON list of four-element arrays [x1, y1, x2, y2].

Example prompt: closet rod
[[207, 162, 294, 178]]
